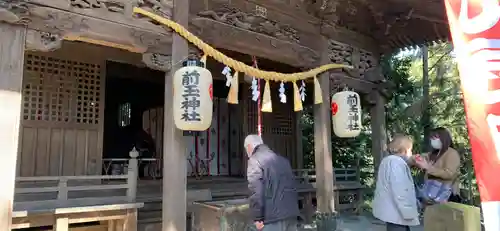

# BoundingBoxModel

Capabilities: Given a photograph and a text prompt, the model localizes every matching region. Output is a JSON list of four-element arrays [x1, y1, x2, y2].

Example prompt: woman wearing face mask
[[414, 127, 462, 203], [373, 135, 419, 231]]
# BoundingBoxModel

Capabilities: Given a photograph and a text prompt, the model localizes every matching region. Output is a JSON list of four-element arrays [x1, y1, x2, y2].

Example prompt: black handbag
[[448, 193, 464, 203]]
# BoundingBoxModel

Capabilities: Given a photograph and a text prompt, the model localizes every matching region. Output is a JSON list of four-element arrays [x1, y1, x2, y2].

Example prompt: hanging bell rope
[[133, 7, 351, 82], [252, 56, 263, 136]]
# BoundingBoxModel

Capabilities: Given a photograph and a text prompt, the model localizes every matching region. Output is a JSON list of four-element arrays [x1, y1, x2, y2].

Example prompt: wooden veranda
[[0, 0, 450, 230]]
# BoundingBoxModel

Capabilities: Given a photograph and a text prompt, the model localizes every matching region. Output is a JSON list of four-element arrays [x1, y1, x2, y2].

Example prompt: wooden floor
[[137, 176, 249, 201], [13, 176, 316, 231]]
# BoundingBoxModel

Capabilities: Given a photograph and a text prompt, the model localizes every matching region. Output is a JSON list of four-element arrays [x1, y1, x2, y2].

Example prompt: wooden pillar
[[162, 0, 189, 230], [295, 111, 304, 169], [0, 23, 25, 231], [241, 84, 249, 177], [314, 45, 335, 213], [54, 217, 69, 231], [370, 91, 387, 175]]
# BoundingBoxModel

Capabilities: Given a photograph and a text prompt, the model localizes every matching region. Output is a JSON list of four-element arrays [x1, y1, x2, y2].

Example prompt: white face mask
[[430, 139, 442, 150]]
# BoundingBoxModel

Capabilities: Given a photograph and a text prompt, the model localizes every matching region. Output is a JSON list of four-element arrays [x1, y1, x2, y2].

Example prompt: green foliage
[[300, 106, 373, 185], [300, 42, 478, 204]]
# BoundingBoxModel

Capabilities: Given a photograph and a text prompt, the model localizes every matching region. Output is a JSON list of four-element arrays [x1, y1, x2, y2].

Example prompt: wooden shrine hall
[[0, 0, 450, 230]]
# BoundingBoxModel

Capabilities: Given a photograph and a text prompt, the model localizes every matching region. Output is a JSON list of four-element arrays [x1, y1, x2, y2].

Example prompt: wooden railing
[[103, 157, 162, 179], [15, 148, 140, 209], [293, 168, 360, 185], [293, 168, 364, 213]]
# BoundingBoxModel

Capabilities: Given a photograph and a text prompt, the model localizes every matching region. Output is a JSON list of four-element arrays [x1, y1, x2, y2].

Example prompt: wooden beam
[[0, 1, 172, 54], [370, 91, 387, 175], [0, 23, 25, 231], [314, 39, 335, 213], [190, 17, 319, 68], [330, 73, 378, 94], [162, 0, 188, 230]]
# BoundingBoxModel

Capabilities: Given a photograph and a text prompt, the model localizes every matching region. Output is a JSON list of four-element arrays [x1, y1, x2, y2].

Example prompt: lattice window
[[269, 110, 293, 135], [73, 61, 101, 124], [22, 53, 101, 124], [245, 83, 293, 136], [118, 102, 132, 127], [267, 83, 293, 135]]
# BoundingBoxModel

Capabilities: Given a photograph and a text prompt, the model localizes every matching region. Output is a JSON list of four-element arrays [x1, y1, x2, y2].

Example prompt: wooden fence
[[293, 168, 365, 212], [15, 148, 139, 210]]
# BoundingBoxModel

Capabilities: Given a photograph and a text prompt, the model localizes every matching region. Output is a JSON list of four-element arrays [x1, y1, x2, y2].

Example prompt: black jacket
[[247, 144, 300, 224]]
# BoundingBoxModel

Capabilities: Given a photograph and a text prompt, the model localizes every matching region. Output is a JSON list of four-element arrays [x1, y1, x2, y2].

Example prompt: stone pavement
[[335, 215, 423, 231], [302, 214, 424, 231]]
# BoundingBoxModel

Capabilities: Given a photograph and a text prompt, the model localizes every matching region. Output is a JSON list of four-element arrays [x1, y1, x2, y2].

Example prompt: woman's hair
[[430, 127, 454, 159], [388, 134, 413, 154]]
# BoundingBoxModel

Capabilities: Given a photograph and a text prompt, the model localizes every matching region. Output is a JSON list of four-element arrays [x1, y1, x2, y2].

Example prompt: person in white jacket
[[372, 135, 419, 231]]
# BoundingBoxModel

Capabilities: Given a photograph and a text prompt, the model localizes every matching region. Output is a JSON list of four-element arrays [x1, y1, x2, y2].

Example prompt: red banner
[[444, 0, 500, 229]]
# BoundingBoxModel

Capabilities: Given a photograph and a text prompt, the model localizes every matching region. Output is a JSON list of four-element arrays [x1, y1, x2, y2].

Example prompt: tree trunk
[[421, 45, 431, 151]]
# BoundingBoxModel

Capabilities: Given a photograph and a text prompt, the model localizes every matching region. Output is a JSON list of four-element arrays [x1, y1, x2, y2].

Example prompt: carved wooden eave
[[320, 23, 380, 55], [190, 17, 319, 68], [25, 30, 63, 52], [306, 0, 339, 17], [330, 72, 393, 97], [0, 0, 173, 54], [330, 72, 377, 94], [142, 52, 171, 72], [359, 0, 449, 51]]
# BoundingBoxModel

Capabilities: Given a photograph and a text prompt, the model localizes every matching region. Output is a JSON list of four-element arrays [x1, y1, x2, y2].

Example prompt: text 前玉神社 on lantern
[[331, 91, 362, 138], [173, 58, 213, 131]]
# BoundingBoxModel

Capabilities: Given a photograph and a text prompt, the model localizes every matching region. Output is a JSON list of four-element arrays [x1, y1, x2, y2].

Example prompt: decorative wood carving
[[0, 0, 30, 24], [328, 39, 377, 78], [142, 52, 171, 72], [364, 66, 384, 82], [330, 73, 375, 94], [25, 30, 63, 52], [330, 66, 393, 96], [67, 0, 173, 20], [69, 0, 126, 12], [130, 28, 171, 52], [304, 0, 337, 16], [197, 5, 300, 43], [1, 0, 449, 61], [190, 17, 318, 67], [0, 2, 174, 53]]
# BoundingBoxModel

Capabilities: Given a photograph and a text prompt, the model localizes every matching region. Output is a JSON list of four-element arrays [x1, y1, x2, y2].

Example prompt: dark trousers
[[263, 219, 297, 231], [386, 223, 410, 231]]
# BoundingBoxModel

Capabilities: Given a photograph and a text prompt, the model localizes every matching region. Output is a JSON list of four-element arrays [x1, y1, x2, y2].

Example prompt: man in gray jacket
[[244, 134, 300, 231]]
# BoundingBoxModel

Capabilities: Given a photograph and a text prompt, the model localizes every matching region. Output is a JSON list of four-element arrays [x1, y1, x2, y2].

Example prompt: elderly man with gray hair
[[244, 134, 300, 231]]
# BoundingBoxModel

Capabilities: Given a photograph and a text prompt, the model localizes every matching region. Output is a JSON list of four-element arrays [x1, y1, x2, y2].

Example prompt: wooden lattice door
[[17, 52, 105, 176], [244, 82, 297, 168]]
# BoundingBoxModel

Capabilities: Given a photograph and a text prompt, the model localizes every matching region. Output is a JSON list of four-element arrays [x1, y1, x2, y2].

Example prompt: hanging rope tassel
[[227, 71, 239, 104], [293, 82, 303, 112], [313, 76, 323, 104], [261, 80, 272, 112], [201, 54, 208, 68]]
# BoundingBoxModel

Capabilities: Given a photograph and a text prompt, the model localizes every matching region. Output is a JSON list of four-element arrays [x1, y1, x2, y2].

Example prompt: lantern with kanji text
[[331, 91, 362, 138], [173, 58, 213, 131]]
